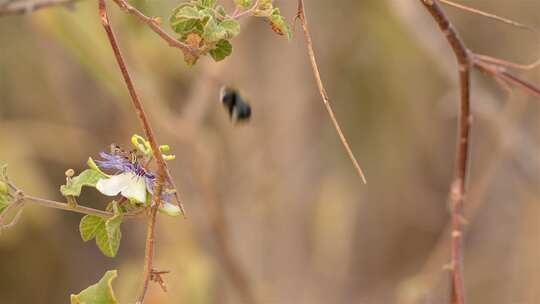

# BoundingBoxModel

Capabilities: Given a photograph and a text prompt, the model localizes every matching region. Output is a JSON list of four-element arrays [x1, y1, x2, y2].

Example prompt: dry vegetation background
[[0, 0, 539, 303]]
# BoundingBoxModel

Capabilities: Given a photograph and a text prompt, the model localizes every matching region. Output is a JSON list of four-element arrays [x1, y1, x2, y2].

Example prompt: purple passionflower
[[94, 152, 180, 216]]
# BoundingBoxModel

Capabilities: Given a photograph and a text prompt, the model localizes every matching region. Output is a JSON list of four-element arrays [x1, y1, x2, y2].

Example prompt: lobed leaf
[[220, 19, 241, 38], [80, 215, 105, 242], [95, 213, 123, 258], [209, 39, 232, 61], [70, 270, 119, 304], [60, 169, 107, 197]]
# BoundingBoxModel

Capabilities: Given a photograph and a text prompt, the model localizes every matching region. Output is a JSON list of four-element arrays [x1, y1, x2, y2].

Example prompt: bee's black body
[[220, 87, 251, 122]]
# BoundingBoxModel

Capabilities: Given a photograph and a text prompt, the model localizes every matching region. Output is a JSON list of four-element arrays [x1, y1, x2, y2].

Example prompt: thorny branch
[[296, 0, 367, 184], [418, 1, 540, 304], [97, 0, 183, 302]]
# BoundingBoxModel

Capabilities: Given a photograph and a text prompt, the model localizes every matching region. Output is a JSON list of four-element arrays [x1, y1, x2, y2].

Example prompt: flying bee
[[220, 86, 252, 123]]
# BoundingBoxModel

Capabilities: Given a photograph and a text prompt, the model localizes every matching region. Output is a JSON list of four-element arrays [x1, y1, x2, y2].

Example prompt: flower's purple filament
[[96, 151, 173, 203]]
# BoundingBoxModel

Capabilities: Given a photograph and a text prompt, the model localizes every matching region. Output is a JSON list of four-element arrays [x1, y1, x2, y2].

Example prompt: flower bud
[[65, 169, 75, 178], [158, 202, 182, 217], [0, 181, 8, 195], [159, 145, 171, 153]]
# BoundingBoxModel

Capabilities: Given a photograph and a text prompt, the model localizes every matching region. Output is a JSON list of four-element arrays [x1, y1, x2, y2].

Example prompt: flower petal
[[96, 173, 134, 196], [120, 174, 147, 204]]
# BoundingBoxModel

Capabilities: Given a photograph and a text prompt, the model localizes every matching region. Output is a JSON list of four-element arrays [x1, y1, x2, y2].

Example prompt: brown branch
[[439, 0, 538, 32], [0, 0, 75, 16], [412, 89, 531, 301], [296, 0, 367, 184], [419, 1, 471, 304], [137, 200, 159, 304], [97, 0, 176, 302]]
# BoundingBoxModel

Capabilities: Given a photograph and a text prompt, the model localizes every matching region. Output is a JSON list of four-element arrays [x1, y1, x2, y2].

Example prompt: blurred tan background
[[0, 0, 539, 303]]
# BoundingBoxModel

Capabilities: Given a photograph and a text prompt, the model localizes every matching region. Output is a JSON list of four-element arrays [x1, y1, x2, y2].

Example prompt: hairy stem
[[296, 0, 367, 184]]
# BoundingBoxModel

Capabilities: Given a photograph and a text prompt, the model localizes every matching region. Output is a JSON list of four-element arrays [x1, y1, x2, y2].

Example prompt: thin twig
[[419, 1, 471, 304], [0, 0, 75, 16], [1, 193, 144, 220], [27, 195, 144, 218], [110, 0, 198, 57], [474, 53, 540, 71], [26, 195, 117, 217], [97, 0, 173, 302], [439, 0, 538, 32], [296, 0, 367, 184], [473, 59, 540, 98]]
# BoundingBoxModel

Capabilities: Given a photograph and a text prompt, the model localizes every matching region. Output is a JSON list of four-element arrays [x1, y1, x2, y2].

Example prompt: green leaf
[[170, 4, 205, 35], [70, 270, 119, 304], [80, 215, 105, 242], [0, 181, 8, 195], [175, 5, 201, 20], [234, 0, 253, 9], [199, 0, 217, 8], [60, 169, 107, 197], [203, 17, 224, 42], [174, 19, 204, 36], [95, 213, 123, 258], [215, 5, 227, 17], [220, 19, 241, 39], [204, 18, 239, 42], [209, 39, 232, 61], [269, 8, 292, 40]]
